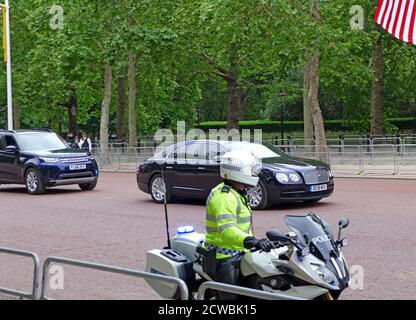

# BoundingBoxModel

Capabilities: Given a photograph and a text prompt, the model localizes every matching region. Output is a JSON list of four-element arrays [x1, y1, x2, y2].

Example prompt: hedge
[[197, 118, 416, 133]]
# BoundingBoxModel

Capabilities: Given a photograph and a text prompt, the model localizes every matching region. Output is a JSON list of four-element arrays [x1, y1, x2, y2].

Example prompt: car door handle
[[166, 166, 173, 169], [198, 167, 206, 170]]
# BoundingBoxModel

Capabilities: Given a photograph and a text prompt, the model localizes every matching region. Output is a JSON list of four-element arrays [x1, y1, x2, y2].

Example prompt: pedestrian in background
[[79, 132, 92, 152], [71, 136, 80, 149]]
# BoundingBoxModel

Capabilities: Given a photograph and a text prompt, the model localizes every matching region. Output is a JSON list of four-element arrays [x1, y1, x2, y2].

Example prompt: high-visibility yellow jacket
[[205, 182, 253, 259]]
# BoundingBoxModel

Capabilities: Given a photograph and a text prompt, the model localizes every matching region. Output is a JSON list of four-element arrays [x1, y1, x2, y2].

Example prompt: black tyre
[[79, 181, 97, 191], [247, 179, 269, 210], [25, 168, 45, 195], [149, 174, 171, 204]]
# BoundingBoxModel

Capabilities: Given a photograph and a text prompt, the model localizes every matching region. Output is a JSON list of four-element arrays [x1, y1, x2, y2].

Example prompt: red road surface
[[0, 173, 415, 300]]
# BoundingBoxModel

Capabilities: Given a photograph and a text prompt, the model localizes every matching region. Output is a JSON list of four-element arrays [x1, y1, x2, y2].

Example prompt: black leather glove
[[244, 237, 274, 252]]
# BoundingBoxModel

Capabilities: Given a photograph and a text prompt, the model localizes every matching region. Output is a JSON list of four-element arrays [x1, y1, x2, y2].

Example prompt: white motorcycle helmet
[[220, 149, 262, 187]]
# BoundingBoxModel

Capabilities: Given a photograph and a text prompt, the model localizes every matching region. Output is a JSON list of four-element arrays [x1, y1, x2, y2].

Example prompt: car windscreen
[[226, 141, 285, 159], [15, 133, 68, 152]]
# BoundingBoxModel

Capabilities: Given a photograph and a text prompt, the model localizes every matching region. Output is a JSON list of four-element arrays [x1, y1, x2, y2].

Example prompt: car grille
[[303, 168, 330, 185], [58, 172, 94, 180], [61, 157, 89, 163]]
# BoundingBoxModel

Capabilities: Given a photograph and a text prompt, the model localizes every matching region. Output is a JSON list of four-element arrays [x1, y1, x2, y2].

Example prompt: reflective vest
[[204, 182, 253, 259]]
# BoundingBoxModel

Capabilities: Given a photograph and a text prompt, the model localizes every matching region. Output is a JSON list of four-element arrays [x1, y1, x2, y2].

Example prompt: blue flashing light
[[177, 226, 195, 234]]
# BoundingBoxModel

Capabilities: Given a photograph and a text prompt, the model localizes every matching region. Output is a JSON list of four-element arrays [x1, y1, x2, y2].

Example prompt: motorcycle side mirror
[[266, 230, 290, 243], [338, 218, 350, 241], [339, 218, 349, 229]]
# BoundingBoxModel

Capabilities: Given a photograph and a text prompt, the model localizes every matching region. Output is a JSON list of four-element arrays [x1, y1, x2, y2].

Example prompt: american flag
[[375, 0, 416, 44]]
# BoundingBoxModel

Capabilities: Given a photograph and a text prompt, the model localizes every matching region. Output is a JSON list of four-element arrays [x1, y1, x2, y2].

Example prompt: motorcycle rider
[[203, 148, 274, 300]]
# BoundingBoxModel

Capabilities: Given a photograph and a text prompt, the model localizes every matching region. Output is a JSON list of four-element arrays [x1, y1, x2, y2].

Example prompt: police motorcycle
[[145, 212, 351, 300]]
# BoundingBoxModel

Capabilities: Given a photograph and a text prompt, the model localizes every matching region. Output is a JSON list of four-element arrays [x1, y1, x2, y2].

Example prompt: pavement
[[0, 173, 415, 300]]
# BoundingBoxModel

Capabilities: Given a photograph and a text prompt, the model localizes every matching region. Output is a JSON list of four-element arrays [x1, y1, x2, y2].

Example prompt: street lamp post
[[1, 0, 12, 130], [5, 0, 12, 130], [277, 92, 287, 146]]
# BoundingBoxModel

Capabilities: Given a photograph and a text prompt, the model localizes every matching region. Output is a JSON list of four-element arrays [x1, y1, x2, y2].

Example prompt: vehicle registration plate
[[70, 164, 86, 171], [310, 184, 328, 192]]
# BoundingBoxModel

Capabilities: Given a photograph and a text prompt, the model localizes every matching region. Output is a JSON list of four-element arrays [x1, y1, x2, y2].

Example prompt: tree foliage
[[0, 1, 415, 136]]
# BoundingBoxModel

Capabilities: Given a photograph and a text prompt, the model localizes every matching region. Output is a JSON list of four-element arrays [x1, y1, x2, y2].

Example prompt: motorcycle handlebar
[[249, 241, 289, 253]]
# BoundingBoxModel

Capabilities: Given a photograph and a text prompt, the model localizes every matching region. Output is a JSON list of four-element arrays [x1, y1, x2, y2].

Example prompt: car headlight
[[289, 173, 301, 183], [310, 263, 337, 285], [276, 172, 302, 184], [40, 157, 59, 163], [276, 173, 289, 184]]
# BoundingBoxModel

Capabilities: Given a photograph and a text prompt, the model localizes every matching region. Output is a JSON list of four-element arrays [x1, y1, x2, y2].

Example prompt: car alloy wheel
[[247, 184, 263, 208], [151, 176, 167, 202], [247, 179, 269, 210], [25, 169, 45, 195], [26, 171, 39, 193]]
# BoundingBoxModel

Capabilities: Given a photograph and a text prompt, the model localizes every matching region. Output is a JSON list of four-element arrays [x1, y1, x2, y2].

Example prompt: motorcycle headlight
[[40, 157, 59, 163], [275, 173, 289, 184], [310, 263, 337, 285]]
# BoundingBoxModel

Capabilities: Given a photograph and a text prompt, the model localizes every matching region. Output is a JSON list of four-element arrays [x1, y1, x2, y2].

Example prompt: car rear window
[[0, 135, 4, 150]]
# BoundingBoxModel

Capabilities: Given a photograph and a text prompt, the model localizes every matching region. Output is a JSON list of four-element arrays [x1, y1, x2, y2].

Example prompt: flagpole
[[5, 0, 12, 130]]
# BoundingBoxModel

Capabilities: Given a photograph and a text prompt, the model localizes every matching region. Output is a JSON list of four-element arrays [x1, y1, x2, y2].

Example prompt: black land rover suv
[[0, 129, 99, 195]]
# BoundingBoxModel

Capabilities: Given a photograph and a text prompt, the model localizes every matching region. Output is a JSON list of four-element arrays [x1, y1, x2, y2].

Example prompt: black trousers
[[213, 254, 243, 300]]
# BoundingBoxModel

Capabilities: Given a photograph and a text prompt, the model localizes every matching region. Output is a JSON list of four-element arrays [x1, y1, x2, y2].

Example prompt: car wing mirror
[[5, 145, 17, 154]]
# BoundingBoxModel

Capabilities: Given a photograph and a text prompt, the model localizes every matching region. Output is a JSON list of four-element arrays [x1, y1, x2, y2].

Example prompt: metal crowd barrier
[[0, 247, 40, 300], [197, 281, 304, 300], [90, 143, 416, 176], [41, 257, 189, 300]]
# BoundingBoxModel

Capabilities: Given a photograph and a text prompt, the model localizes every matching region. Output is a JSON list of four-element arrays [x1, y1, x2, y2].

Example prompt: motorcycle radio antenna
[[161, 165, 172, 249]]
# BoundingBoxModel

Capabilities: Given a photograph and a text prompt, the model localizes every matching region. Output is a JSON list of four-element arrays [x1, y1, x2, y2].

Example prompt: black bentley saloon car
[[137, 140, 334, 210]]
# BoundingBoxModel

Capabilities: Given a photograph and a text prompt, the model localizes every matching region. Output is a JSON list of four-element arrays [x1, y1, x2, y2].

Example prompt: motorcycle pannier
[[145, 249, 194, 300]]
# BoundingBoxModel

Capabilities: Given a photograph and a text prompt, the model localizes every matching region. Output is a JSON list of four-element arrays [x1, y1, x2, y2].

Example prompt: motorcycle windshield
[[285, 213, 337, 261]]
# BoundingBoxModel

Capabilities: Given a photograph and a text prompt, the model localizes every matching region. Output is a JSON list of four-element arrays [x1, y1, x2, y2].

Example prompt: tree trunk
[[308, 53, 327, 162], [100, 65, 112, 154], [371, 34, 385, 136], [303, 62, 314, 146], [239, 88, 249, 121], [227, 76, 240, 130], [117, 77, 126, 140], [307, 0, 327, 162], [67, 95, 78, 137], [128, 51, 138, 148], [13, 101, 20, 129]]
